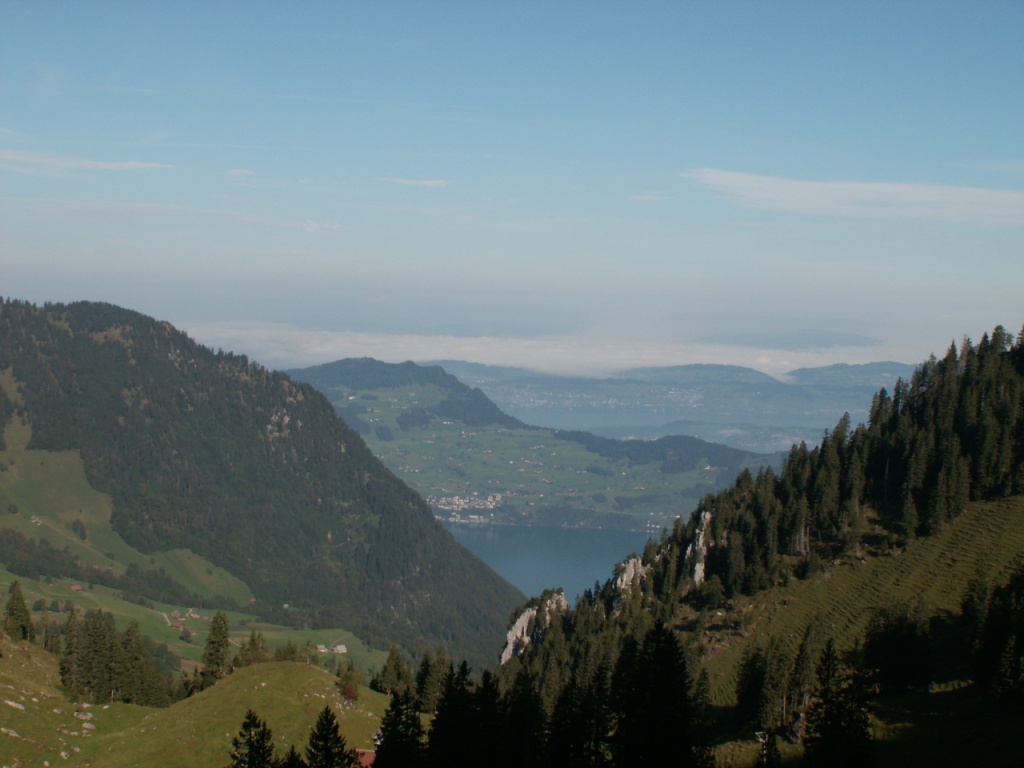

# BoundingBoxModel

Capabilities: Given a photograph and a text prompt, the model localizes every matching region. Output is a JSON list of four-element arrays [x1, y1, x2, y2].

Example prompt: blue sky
[[2, 1, 1022, 376]]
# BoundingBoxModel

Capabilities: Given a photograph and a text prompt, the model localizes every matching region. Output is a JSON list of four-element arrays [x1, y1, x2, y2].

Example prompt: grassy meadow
[[343, 383, 765, 531]]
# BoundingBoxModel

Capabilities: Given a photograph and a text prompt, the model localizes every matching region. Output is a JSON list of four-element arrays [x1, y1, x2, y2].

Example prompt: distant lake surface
[[443, 523, 655, 600]]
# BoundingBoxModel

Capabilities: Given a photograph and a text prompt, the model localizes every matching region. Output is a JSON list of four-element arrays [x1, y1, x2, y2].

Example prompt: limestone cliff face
[[682, 507, 713, 588], [611, 555, 650, 614], [500, 591, 569, 665]]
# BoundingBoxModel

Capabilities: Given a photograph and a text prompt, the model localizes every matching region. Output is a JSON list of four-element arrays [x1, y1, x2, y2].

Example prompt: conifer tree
[[501, 666, 548, 768], [229, 709, 277, 768], [59, 609, 84, 697], [278, 745, 307, 768], [4, 580, 35, 642], [200, 611, 231, 690], [374, 687, 426, 768], [427, 661, 473, 768], [804, 639, 871, 767], [371, 644, 414, 695], [305, 706, 354, 768], [234, 629, 272, 668], [415, 645, 447, 713], [611, 621, 696, 767]]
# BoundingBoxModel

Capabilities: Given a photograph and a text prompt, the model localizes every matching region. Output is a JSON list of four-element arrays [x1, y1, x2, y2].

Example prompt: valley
[[288, 359, 773, 532], [430, 360, 915, 453], [1, 301, 1023, 768]]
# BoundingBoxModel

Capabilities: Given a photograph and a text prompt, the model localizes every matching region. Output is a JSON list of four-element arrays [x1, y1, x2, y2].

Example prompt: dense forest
[[0, 299, 522, 667], [351, 325, 1024, 767]]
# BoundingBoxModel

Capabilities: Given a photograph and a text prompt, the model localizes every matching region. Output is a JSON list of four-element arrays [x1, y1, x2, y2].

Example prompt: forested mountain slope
[[0, 299, 522, 666], [470, 325, 1024, 767]]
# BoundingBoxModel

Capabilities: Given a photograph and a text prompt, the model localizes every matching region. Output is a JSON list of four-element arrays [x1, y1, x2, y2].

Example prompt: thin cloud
[[685, 168, 1024, 227], [382, 177, 451, 187], [0, 150, 174, 170], [227, 168, 256, 177], [630, 191, 672, 201], [28, 198, 341, 233]]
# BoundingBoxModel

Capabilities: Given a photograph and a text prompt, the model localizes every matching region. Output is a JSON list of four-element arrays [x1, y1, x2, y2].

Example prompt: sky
[[2, 1, 1022, 377]]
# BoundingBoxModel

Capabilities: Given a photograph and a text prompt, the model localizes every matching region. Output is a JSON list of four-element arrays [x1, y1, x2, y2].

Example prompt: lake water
[[443, 523, 655, 600]]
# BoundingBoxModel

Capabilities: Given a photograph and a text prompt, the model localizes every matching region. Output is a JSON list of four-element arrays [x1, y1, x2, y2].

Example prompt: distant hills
[[0, 299, 522, 668], [287, 359, 769, 532], [427, 359, 916, 452]]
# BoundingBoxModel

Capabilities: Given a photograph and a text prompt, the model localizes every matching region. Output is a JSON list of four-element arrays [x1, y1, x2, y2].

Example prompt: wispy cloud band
[[23, 198, 341, 234], [686, 168, 1024, 227], [382, 177, 451, 187], [0, 150, 174, 170]]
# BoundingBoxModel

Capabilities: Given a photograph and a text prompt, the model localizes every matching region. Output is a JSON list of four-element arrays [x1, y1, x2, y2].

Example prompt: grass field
[[700, 496, 1024, 767], [0, 636, 386, 768]]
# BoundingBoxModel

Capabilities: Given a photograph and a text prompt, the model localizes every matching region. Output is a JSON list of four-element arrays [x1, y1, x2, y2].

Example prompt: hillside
[[0, 299, 522, 668], [0, 635, 387, 767], [419, 325, 1024, 768], [287, 358, 769, 532]]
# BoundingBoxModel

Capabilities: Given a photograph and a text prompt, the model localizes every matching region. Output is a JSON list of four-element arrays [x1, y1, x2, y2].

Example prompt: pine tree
[[278, 745, 307, 768], [375, 687, 425, 768], [371, 645, 414, 695], [501, 666, 548, 768], [427, 662, 474, 768], [611, 621, 696, 767], [200, 611, 231, 690], [4, 580, 35, 642], [804, 639, 871, 768], [415, 645, 447, 713], [234, 629, 272, 668], [228, 709, 277, 768], [305, 706, 354, 768], [60, 609, 84, 698]]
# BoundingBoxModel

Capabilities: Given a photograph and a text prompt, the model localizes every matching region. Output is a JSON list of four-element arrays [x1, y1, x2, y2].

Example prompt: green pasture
[[343, 384, 753, 530], [702, 496, 1024, 766], [0, 636, 386, 768]]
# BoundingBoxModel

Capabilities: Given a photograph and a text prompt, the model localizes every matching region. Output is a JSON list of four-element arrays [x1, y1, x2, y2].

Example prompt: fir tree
[[60, 609, 84, 697], [305, 706, 354, 768], [804, 639, 871, 768], [415, 645, 447, 713], [278, 745, 307, 768], [200, 611, 231, 690], [228, 709, 277, 768], [427, 661, 473, 768], [371, 644, 414, 695], [375, 687, 426, 768], [611, 621, 697, 767], [4, 580, 35, 642], [234, 629, 272, 667]]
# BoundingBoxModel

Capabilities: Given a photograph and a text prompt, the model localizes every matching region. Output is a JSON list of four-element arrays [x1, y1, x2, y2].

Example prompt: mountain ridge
[[0, 299, 522, 668]]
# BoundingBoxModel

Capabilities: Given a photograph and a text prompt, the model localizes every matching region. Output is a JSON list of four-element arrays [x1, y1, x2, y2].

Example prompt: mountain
[[427, 359, 916, 452], [292, 357, 526, 432], [286, 358, 770, 532], [481, 325, 1024, 765], [0, 299, 522, 668]]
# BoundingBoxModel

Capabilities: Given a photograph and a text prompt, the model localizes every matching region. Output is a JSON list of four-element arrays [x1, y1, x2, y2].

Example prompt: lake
[[443, 523, 656, 600]]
